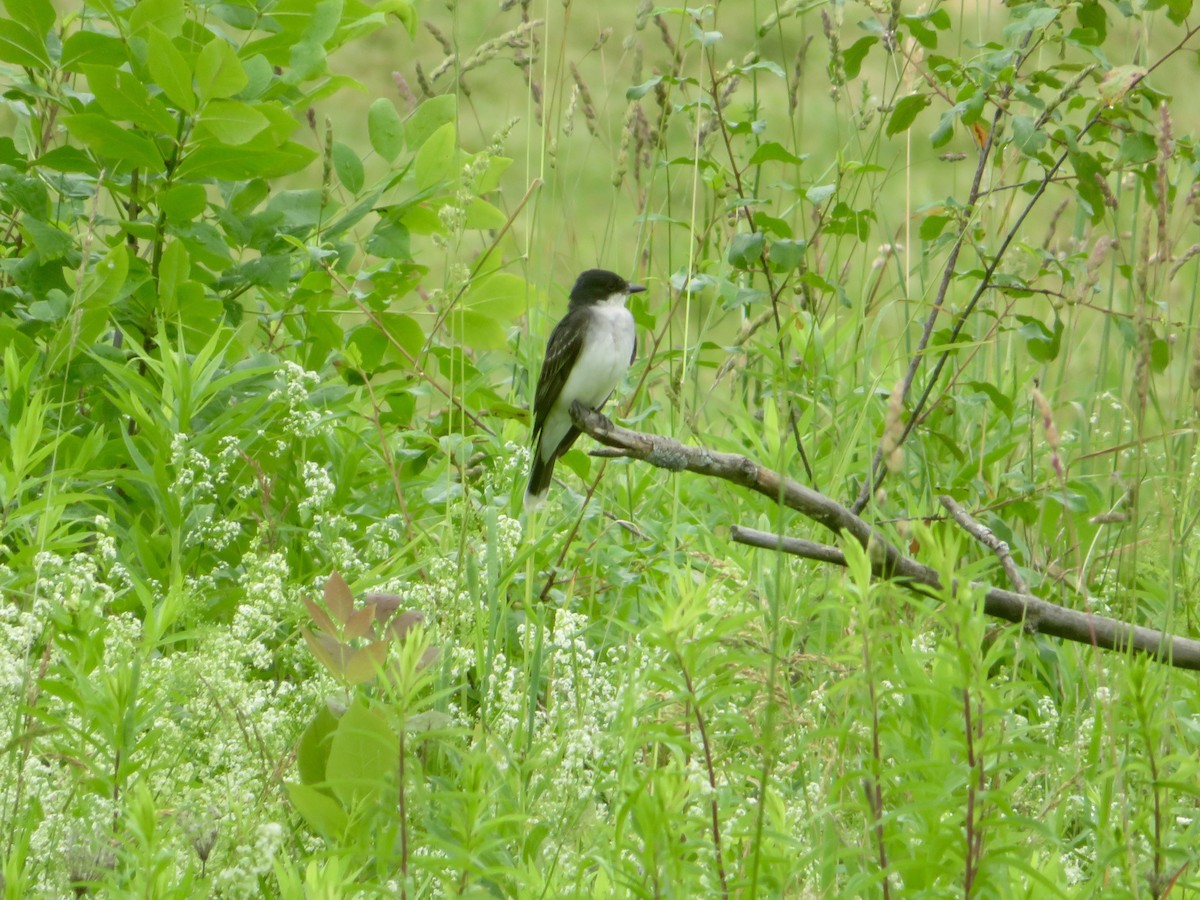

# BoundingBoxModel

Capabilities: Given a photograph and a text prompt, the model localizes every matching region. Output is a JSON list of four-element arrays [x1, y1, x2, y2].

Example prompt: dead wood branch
[[570, 402, 1200, 671]]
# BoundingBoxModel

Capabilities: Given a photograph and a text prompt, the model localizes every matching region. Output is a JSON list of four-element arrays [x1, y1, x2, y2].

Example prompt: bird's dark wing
[[532, 307, 590, 438], [630, 333, 637, 366]]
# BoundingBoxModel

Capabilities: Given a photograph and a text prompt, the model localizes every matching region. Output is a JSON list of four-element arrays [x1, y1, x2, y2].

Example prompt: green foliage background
[[3, 0, 1200, 895]]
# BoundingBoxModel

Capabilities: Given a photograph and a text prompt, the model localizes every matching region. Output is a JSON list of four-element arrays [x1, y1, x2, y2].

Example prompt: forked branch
[[570, 402, 1200, 671]]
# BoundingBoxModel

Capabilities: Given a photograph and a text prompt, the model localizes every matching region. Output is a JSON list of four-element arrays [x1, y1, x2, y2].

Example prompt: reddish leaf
[[303, 597, 337, 636], [363, 592, 404, 621], [344, 605, 375, 640], [345, 642, 389, 684], [417, 646, 440, 671], [324, 572, 355, 625], [387, 610, 425, 642]]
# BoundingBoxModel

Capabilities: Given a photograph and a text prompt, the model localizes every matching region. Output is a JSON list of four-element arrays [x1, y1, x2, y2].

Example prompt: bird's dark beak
[[628, 283, 646, 294]]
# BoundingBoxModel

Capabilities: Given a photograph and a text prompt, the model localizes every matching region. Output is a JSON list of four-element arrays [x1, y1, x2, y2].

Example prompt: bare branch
[[569, 403, 1200, 670], [938, 495, 1029, 594]]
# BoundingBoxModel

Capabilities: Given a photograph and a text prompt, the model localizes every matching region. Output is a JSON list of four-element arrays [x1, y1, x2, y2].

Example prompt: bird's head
[[568, 269, 646, 308]]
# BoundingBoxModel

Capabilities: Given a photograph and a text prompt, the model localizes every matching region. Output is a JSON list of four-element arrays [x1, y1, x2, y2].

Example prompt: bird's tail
[[524, 450, 554, 512]]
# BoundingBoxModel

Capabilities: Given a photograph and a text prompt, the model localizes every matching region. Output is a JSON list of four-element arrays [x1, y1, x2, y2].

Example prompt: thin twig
[[938, 495, 1029, 594]]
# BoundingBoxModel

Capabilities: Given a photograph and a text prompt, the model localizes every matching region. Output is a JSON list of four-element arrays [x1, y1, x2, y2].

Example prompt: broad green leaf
[[919, 214, 951, 241], [405, 94, 456, 150], [1018, 315, 1062, 362], [1011, 115, 1046, 157], [84, 66, 178, 134], [84, 243, 129, 309], [414, 121, 457, 190], [767, 238, 806, 272], [3, 0, 55, 37], [727, 232, 765, 269], [462, 273, 529, 319], [296, 706, 339, 787], [887, 93, 930, 136], [285, 782, 347, 838], [332, 142, 364, 193], [326, 702, 398, 809], [159, 183, 206, 224], [174, 142, 316, 180], [62, 114, 164, 168], [197, 99, 269, 145], [748, 141, 806, 166], [843, 36, 878, 78], [473, 154, 511, 193], [375, 0, 417, 37], [367, 97, 404, 162], [20, 218, 74, 260], [60, 32, 127, 71], [806, 183, 836, 205], [463, 198, 505, 230], [626, 76, 662, 100], [129, 0, 185, 37], [1116, 132, 1156, 166], [195, 37, 248, 101], [0, 20, 50, 69], [452, 311, 507, 350], [157, 239, 189, 313], [147, 28, 196, 113]]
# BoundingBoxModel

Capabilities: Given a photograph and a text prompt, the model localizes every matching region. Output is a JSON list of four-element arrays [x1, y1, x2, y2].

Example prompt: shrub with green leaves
[[3, 0, 1200, 895]]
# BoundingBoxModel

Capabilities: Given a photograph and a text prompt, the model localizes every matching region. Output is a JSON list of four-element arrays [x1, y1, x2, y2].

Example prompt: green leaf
[[296, 706, 339, 787], [1117, 133, 1157, 166], [919, 214, 951, 241], [326, 702, 398, 810], [727, 232, 765, 269], [626, 76, 662, 100], [4, 0, 55, 37], [1011, 115, 1046, 157], [0, 20, 50, 69], [129, 0, 185, 37], [21, 218, 74, 260], [767, 239, 806, 272], [462, 272, 529, 319], [806, 183, 836, 205], [60, 32, 128, 71], [843, 36, 878, 79], [453, 311, 508, 350], [157, 239, 189, 315], [1151, 337, 1171, 373], [966, 380, 1014, 419], [84, 67, 178, 134], [1018, 315, 1062, 362], [748, 141, 806, 166], [62, 114, 164, 169], [159, 183, 207, 224], [463, 198, 505, 230], [332, 142, 364, 193], [405, 95, 456, 151], [174, 142, 316, 180], [285, 782, 347, 838], [368, 97, 404, 162], [376, 0, 418, 37], [196, 37, 248, 101], [887, 94, 930, 136], [197, 99, 269, 145], [147, 28, 196, 113], [414, 121, 457, 190]]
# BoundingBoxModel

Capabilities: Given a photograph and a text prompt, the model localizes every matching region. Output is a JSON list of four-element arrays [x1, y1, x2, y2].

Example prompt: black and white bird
[[525, 269, 645, 511]]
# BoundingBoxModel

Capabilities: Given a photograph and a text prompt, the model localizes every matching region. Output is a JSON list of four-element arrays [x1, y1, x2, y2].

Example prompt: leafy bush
[[2, 0, 1200, 895]]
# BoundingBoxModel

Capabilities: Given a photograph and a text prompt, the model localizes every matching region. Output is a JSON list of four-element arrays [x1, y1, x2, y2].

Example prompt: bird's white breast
[[558, 302, 635, 409], [537, 301, 635, 464]]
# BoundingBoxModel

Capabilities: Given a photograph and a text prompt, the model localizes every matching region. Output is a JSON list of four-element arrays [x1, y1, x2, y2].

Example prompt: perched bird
[[525, 269, 645, 511]]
